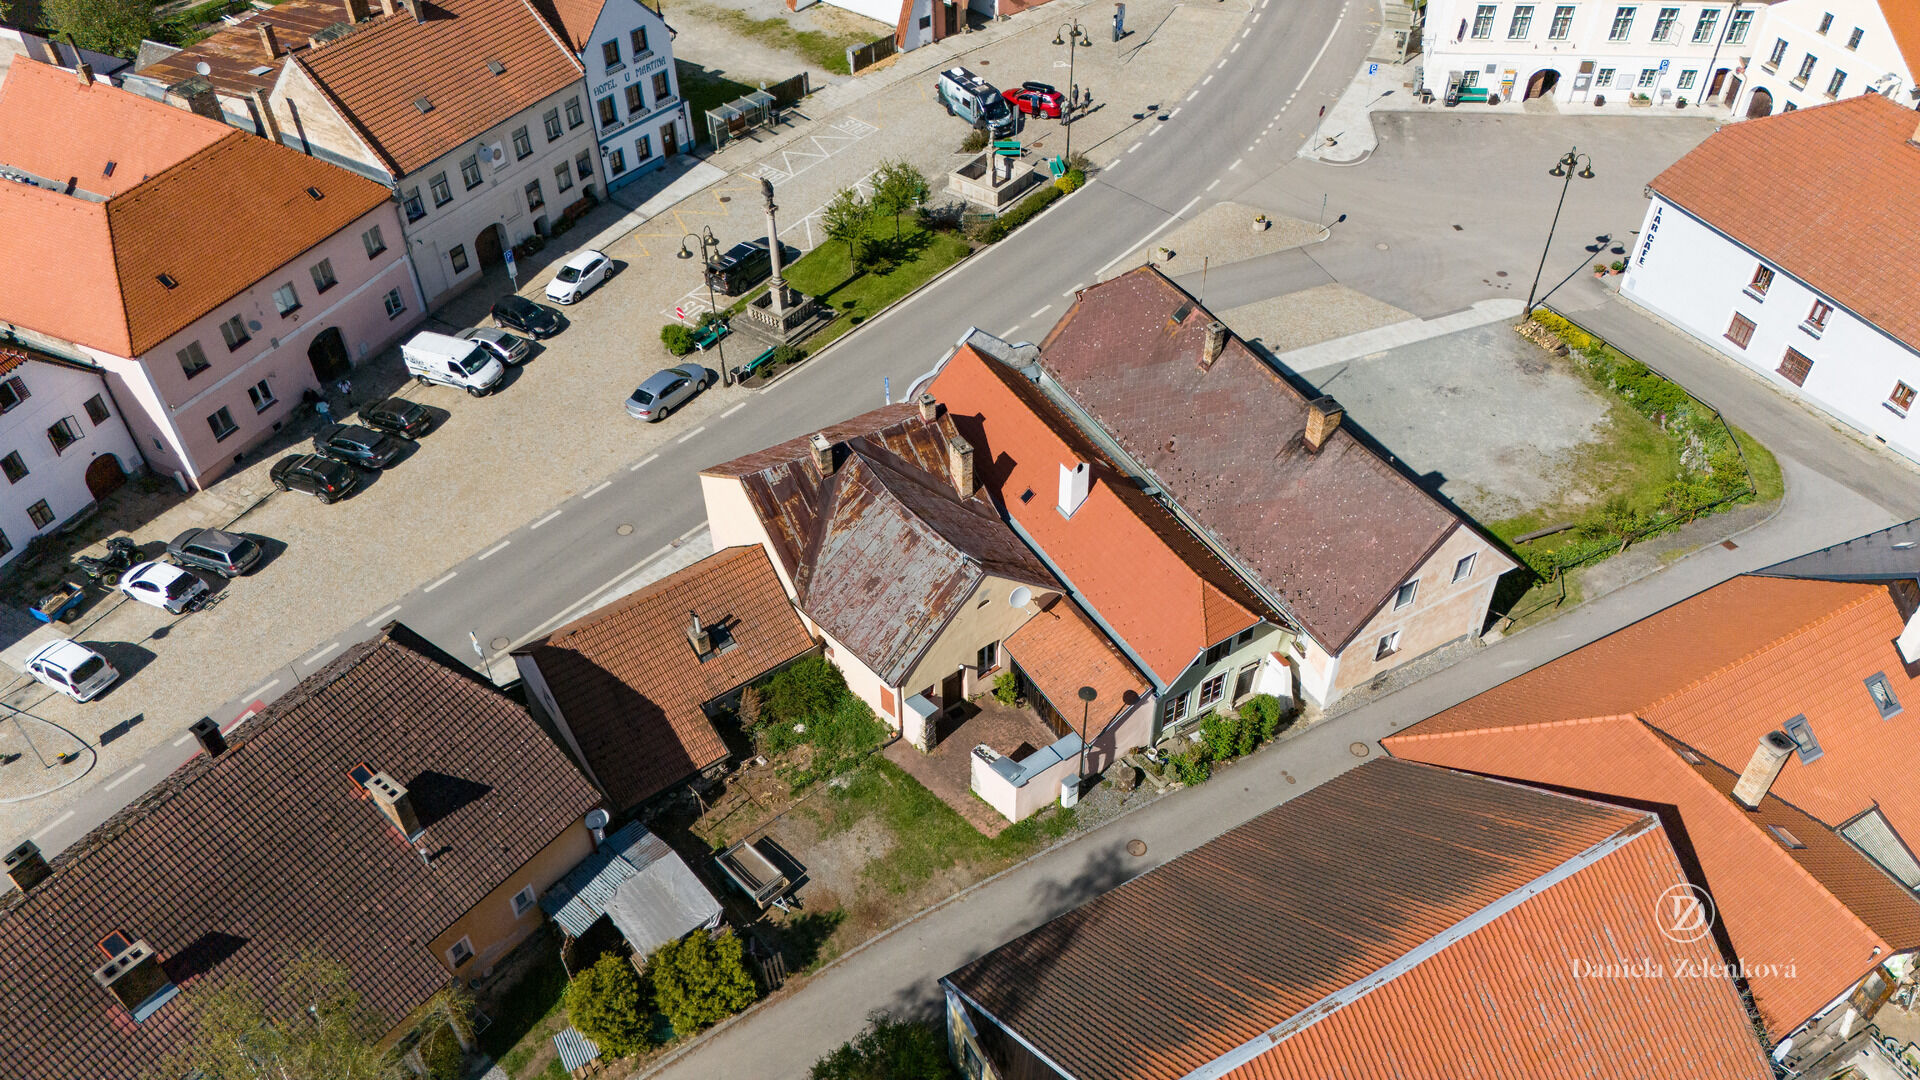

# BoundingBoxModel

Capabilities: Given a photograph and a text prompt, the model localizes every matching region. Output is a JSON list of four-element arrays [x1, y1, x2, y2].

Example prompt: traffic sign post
[[503, 245, 518, 288]]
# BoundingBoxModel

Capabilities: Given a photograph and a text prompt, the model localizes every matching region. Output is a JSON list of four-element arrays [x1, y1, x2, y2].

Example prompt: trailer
[[713, 839, 793, 911]]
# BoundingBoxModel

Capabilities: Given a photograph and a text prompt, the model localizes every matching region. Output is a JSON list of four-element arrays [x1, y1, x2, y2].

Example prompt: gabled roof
[[1002, 595, 1150, 734], [519, 545, 815, 811], [1753, 517, 1920, 582], [293, 0, 581, 177], [529, 0, 610, 53], [137, 0, 356, 99], [944, 759, 1772, 1080], [1649, 94, 1920, 349], [0, 625, 601, 1078], [929, 344, 1266, 686], [1880, 0, 1920, 83], [1035, 267, 1469, 652], [0, 57, 227, 198]]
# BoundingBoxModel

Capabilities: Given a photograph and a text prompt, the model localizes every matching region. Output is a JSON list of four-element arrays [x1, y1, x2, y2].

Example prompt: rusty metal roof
[[139, 0, 354, 100]]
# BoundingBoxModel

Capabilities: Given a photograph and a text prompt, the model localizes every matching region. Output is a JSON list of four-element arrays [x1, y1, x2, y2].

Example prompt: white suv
[[26, 640, 120, 702]]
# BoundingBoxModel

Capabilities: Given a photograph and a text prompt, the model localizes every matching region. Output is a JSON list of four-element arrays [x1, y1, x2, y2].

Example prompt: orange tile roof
[[930, 345, 1264, 685], [295, 0, 583, 177], [1002, 595, 1150, 735], [529, 0, 608, 53], [520, 546, 815, 810], [1649, 94, 1920, 347], [1881, 0, 1920, 82], [0, 58, 227, 198], [0, 183, 121, 355], [139, 0, 358, 99]]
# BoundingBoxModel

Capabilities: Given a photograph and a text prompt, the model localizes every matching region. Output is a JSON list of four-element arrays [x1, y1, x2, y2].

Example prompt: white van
[[402, 331, 505, 396]]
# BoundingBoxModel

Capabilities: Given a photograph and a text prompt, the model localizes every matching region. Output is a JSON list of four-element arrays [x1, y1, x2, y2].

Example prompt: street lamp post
[[677, 226, 730, 387], [1524, 147, 1595, 316], [1075, 685, 1098, 787], [1053, 21, 1090, 163]]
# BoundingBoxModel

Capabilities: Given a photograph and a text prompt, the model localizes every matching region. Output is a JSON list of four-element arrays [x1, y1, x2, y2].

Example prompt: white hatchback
[[119, 561, 210, 614], [25, 639, 120, 702], [545, 249, 610, 304]]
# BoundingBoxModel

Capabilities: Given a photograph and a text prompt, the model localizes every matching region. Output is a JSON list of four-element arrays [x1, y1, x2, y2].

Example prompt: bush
[[810, 1011, 959, 1080], [960, 129, 989, 153], [1054, 168, 1086, 194], [419, 1023, 464, 1080], [992, 671, 1020, 706], [1238, 694, 1286, 743], [983, 184, 1063, 242], [1169, 750, 1211, 785], [661, 323, 696, 356], [564, 954, 651, 1058], [648, 932, 758, 1035], [760, 656, 847, 727], [768, 343, 804, 368], [1528, 310, 1598, 353]]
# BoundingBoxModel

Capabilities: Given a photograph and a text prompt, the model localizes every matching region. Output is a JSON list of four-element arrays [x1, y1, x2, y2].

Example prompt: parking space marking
[[303, 643, 340, 666], [581, 481, 613, 500], [247, 678, 281, 700], [630, 453, 660, 471], [677, 425, 708, 443], [424, 572, 457, 592], [103, 763, 147, 791], [33, 809, 76, 837], [746, 116, 880, 185], [477, 541, 510, 561], [720, 402, 747, 418], [365, 604, 403, 627], [531, 510, 563, 529]]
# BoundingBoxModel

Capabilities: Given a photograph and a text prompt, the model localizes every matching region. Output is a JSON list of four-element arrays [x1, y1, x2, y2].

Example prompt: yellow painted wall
[[427, 820, 594, 978], [900, 577, 1055, 702]]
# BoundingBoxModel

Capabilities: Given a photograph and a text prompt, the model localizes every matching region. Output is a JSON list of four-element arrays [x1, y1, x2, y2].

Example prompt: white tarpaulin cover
[[542, 822, 721, 953]]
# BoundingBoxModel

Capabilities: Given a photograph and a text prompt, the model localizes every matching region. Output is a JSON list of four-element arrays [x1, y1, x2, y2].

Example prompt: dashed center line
[[677, 425, 708, 443], [1147, 125, 1162, 137], [531, 510, 563, 529], [424, 571, 457, 593], [1169, 107, 1182, 118], [1251, 10, 1260, 19], [630, 453, 660, 471], [720, 402, 747, 418], [246, 678, 281, 700], [581, 480, 613, 500], [1203, 74, 1215, 85], [1030, 304, 1053, 320], [365, 604, 403, 627], [34, 809, 77, 837], [1241, 26, 1251, 36], [173, 732, 196, 747], [1128, 141, 1142, 153], [103, 763, 147, 791], [1231, 157, 1244, 169], [303, 643, 340, 666], [1231, 40, 1242, 52], [1186, 89, 1199, 101], [1206, 178, 1221, 191], [1217, 58, 1228, 69], [1063, 282, 1086, 297], [477, 540, 511, 560]]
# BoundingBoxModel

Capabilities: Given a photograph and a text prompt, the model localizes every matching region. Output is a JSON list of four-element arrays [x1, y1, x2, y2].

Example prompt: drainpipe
[[1697, 2, 1739, 106]]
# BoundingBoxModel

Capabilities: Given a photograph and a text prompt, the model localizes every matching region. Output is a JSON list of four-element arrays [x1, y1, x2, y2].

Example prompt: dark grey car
[[315, 423, 403, 469], [167, 527, 263, 576]]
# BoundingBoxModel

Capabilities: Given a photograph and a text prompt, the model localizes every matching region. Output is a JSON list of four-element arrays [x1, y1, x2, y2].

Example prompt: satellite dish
[[584, 809, 610, 829], [1009, 586, 1032, 609], [196, 62, 211, 75]]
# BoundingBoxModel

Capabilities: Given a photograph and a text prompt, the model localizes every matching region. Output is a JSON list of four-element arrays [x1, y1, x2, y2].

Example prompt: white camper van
[[401, 331, 505, 396]]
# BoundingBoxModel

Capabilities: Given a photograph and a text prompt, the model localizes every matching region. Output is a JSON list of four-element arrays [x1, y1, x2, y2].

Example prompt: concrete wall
[[899, 576, 1051, 704], [1622, 195, 1920, 463], [428, 819, 594, 978], [1329, 525, 1511, 698], [271, 62, 384, 176], [0, 358, 143, 568], [1739, 0, 1912, 115], [820, 627, 900, 728]]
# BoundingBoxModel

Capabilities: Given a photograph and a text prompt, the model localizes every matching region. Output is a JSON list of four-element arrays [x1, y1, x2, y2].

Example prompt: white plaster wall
[[821, 628, 901, 731], [580, 0, 693, 173], [0, 359, 142, 567], [1740, 0, 1913, 115], [1422, 0, 1752, 102]]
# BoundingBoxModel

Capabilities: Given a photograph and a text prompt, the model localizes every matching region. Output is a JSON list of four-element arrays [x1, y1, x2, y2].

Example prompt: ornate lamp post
[[676, 226, 730, 387], [1524, 147, 1595, 316], [1053, 21, 1090, 162]]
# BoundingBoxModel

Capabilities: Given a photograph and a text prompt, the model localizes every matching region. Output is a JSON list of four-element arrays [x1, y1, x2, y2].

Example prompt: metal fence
[[847, 35, 896, 75]]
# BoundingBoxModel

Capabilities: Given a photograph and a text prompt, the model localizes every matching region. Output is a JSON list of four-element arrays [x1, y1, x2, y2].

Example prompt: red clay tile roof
[[529, 0, 609, 53], [1036, 268, 1467, 652], [0, 625, 600, 1079], [930, 345, 1266, 685], [945, 759, 1772, 1080], [520, 546, 816, 811], [1649, 94, 1920, 348], [138, 0, 354, 99], [0, 58, 227, 198], [294, 0, 582, 177], [1002, 595, 1150, 734], [1881, 0, 1920, 85]]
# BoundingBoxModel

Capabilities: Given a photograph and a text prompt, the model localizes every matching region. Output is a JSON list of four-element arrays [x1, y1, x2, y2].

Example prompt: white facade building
[[1737, 0, 1919, 116], [545, 0, 693, 189], [1621, 95, 1920, 463], [0, 346, 143, 570]]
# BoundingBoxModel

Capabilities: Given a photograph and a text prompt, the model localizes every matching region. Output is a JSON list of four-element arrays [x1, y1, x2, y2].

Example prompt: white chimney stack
[[1732, 731, 1798, 810], [1058, 461, 1090, 517]]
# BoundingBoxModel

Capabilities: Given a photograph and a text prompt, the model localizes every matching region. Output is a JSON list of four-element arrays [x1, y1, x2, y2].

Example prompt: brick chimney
[[344, 0, 370, 19], [1198, 320, 1227, 371], [75, 61, 94, 86], [917, 392, 938, 423], [257, 21, 280, 59], [1303, 397, 1343, 453], [809, 432, 834, 475], [364, 772, 422, 838], [167, 78, 223, 121], [949, 435, 975, 499], [187, 717, 226, 757], [4, 840, 52, 892], [249, 88, 281, 142], [377, 0, 396, 15], [687, 611, 712, 656], [409, 0, 426, 22], [1732, 730, 1798, 809]]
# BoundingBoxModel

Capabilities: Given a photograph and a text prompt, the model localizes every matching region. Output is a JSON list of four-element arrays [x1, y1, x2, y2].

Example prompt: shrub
[[983, 184, 1063, 242], [1054, 168, 1086, 194], [810, 1011, 958, 1080], [768, 343, 804, 368], [648, 932, 758, 1035], [960, 129, 989, 153], [661, 323, 696, 356], [759, 656, 847, 728], [992, 671, 1020, 706], [419, 1023, 464, 1080], [564, 954, 651, 1058], [1238, 694, 1286, 743], [1169, 750, 1211, 785], [1200, 713, 1253, 761]]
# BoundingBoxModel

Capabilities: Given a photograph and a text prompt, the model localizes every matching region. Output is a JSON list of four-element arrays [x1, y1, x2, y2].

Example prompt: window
[[1164, 692, 1190, 727], [1205, 640, 1232, 666], [1549, 4, 1573, 39], [1891, 382, 1917, 413], [1691, 8, 1718, 43], [1793, 53, 1817, 87], [1817, 10, 1833, 34], [1471, 4, 1495, 38], [1746, 264, 1774, 298], [207, 406, 237, 442], [84, 394, 109, 425], [311, 258, 337, 293], [512, 126, 533, 159], [272, 282, 300, 316], [1727, 8, 1751, 43], [566, 95, 584, 128], [246, 378, 275, 412], [26, 500, 53, 529], [1596, 68, 1616, 87], [1867, 673, 1902, 719], [652, 71, 671, 101], [510, 885, 537, 918], [976, 641, 998, 671], [1805, 300, 1833, 331], [607, 147, 626, 176], [450, 244, 470, 274], [524, 179, 544, 212], [598, 96, 618, 126], [429, 171, 452, 207], [1508, 5, 1533, 38], [626, 84, 645, 114], [1778, 348, 1814, 386], [1767, 824, 1807, 850], [220, 315, 249, 351], [576, 150, 594, 180], [1393, 579, 1418, 609], [1724, 312, 1756, 349], [544, 107, 562, 141], [1848, 26, 1863, 50], [178, 342, 210, 378], [1827, 69, 1847, 96], [383, 288, 406, 319], [1232, 663, 1257, 701], [1, 452, 24, 484], [1637, 68, 1658, 88], [1608, 6, 1635, 41], [601, 39, 621, 68], [1375, 630, 1402, 660], [1197, 673, 1227, 711], [362, 224, 386, 258], [555, 161, 573, 194], [635, 134, 653, 161], [1766, 37, 1788, 68], [1677, 68, 1697, 89], [1651, 6, 1677, 41], [0, 529, 9, 557], [1782, 714, 1823, 762], [447, 936, 474, 968], [631, 26, 649, 55], [1842, 809, 1920, 889], [1235, 627, 1256, 648], [1453, 552, 1477, 583], [402, 186, 425, 221]]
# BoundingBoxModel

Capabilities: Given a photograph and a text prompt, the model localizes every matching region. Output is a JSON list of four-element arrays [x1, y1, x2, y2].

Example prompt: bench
[[733, 346, 779, 381], [1457, 87, 1490, 103], [691, 320, 730, 351]]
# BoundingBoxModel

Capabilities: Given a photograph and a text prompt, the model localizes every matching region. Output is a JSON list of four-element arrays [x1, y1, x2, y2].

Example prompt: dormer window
[[1766, 824, 1806, 850], [1782, 714, 1822, 762], [1867, 673, 1902, 719]]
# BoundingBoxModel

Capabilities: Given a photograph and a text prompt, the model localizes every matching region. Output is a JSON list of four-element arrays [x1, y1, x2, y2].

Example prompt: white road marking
[[581, 480, 612, 500], [302, 643, 340, 666], [1232, 41, 1242, 52], [1242, 27, 1251, 36], [531, 510, 563, 529], [1128, 141, 1142, 153], [1231, 157, 1244, 169], [524, 522, 709, 640], [720, 401, 747, 418], [676, 425, 707, 443], [173, 733, 195, 746], [630, 453, 660, 471], [1096, 196, 1202, 278], [1029, 304, 1053, 320], [1251, 10, 1260, 20], [477, 541, 510, 561], [246, 678, 281, 700], [1293, 8, 1347, 93], [1064, 282, 1086, 296], [1005, 323, 1024, 336], [1170, 107, 1182, 118], [1217, 58, 1228, 68], [33, 809, 76, 837], [1147, 125, 1162, 137], [1187, 90, 1199, 101], [364, 604, 403, 626], [423, 572, 457, 593], [1248, 144, 1257, 151], [1203, 74, 1215, 85], [102, 763, 147, 791], [1207, 178, 1221, 191]]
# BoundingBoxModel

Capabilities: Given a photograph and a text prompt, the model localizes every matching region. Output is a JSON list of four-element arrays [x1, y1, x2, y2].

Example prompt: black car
[[167, 527, 263, 576], [704, 237, 803, 296], [270, 454, 358, 503], [314, 423, 402, 469], [359, 397, 433, 439], [491, 294, 562, 339]]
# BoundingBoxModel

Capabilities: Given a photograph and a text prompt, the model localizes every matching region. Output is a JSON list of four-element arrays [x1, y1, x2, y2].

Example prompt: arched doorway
[[1746, 87, 1774, 119], [308, 326, 349, 382], [84, 454, 126, 499], [1524, 69, 1561, 100], [474, 223, 506, 271]]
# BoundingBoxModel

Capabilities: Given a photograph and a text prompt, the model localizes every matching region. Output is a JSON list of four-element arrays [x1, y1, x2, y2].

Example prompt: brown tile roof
[[294, 0, 583, 177], [0, 625, 601, 1079], [945, 759, 1772, 1080], [1002, 595, 1150, 734], [705, 405, 1058, 686], [139, 0, 359, 99], [1649, 94, 1920, 348], [519, 546, 816, 811], [1036, 268, 1468, 652], [0, 57, 227, 198]]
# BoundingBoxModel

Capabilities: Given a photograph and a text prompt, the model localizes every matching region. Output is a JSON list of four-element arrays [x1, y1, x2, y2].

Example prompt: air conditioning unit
[[483, 142, 506, 167]]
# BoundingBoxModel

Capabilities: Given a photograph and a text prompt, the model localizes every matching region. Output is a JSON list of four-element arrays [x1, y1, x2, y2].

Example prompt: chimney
[[949, 435, 975, 499], [378, 0, 396, 15], [1303, 396, 1343, 453], [345, 0, 370, 19], [75, 61, 94, 86], [1898, 605, 1920, 664], [4, 840, 52, 892], [1058, 461, 1090, 517], [257, 21, 280, 59], [917, 392, 938, 423], [408, 0, 426, 21], [688, 611, 712, 656], [91, 939, 174, 1016], [167, 78, 223, 121], [249, 88, 281, 142], [1199, 320, 1227, 371], [187, 717, 226, 757], [809, 432, 834, 475], [364, 772, 422, 838], [1732, 731, 1798, 810]]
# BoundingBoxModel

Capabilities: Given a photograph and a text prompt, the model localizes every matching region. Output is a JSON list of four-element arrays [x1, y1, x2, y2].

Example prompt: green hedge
[[983, 183, 1063, 242]]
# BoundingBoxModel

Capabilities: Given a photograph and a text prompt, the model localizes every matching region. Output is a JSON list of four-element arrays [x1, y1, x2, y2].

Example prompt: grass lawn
[[676, 61, 758, 147], [781, 220, 972, 351], [675, 2, 872, 75], [481, 946, 569, 1079]]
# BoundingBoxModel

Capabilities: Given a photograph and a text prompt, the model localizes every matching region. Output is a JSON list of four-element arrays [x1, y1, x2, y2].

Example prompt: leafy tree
[[821, 186, 873, 268], [154, 950, 405, 1080], [759, 656, 847, 727], [45, 0, 153, 56], [870, 160, 930, 240], [648, 931, 758, 1034], [563, 954, 652, 1058], [810, 1011, 958, 1080]]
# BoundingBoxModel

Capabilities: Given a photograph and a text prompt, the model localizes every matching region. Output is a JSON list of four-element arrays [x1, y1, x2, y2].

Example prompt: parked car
[[459, 326, 531, 366], [491, 295, 562, 338], [704, 237, 802, 297], [167, 527, 263, 576], [545, 249, 610, 305], [401, 331, 503, 396], [25, 639, 119, 702], [1004, 82, 1064, 118], [937, 65, 1015, 137], [360, 397, 433, 439], [314, 423, 403, 470], [270, 453, 359, 503], [119, 561, 210, 614], [625, 365, 710, 421]]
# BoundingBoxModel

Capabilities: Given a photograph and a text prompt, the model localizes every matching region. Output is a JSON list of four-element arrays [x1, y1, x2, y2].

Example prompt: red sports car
[[1003, 83, 1064, 119]]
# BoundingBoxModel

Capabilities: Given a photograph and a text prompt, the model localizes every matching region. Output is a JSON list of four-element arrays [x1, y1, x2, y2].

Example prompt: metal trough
[[714, 839, 789, 909]]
